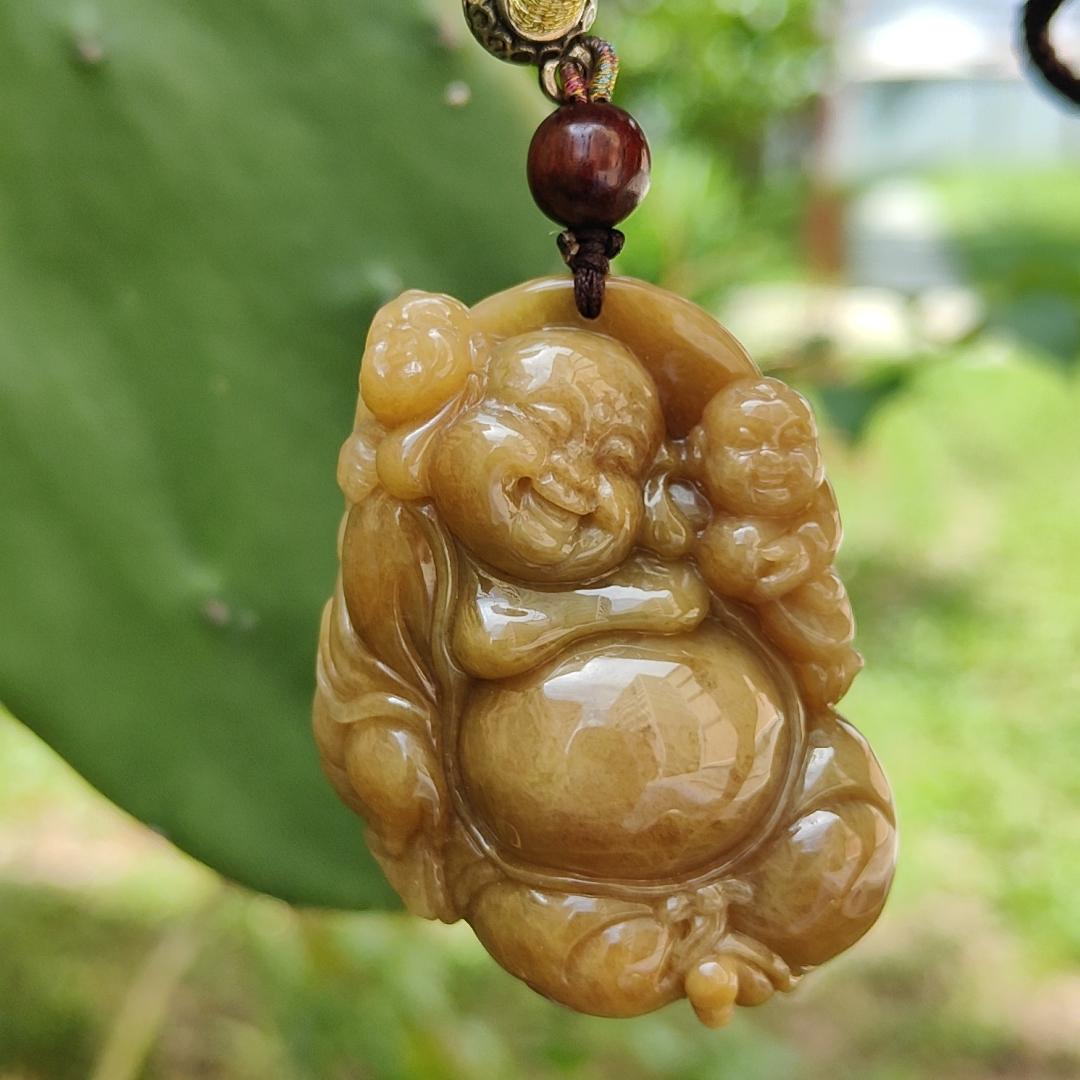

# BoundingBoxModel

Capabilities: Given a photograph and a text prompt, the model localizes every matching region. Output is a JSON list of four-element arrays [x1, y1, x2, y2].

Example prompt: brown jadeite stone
[[313, 276, 897, 1027]]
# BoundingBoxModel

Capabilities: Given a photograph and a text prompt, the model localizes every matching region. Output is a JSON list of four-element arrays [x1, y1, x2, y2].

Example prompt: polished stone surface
[[527, 103, 651, 229], [314, 276, 896, 1027]]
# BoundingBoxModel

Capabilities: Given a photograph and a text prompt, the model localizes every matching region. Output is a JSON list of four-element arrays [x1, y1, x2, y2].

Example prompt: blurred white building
[[826, 0, 1080, 180], [827, 0, 1080, 291], [726, 0, 1079, 357]]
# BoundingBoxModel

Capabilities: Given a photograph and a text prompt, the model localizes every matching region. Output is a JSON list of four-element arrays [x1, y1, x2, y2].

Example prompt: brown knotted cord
[[550, 37, 625, 319], [1022, 0, 1080, 106], [558, 226, 624, 320]]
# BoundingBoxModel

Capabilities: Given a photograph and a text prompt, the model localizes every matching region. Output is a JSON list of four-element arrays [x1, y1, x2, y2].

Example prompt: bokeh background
[[2, 0, 1079, 1077]]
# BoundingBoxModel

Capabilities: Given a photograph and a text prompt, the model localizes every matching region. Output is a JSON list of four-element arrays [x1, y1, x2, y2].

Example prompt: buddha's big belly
[[457, 622, 798, 881]]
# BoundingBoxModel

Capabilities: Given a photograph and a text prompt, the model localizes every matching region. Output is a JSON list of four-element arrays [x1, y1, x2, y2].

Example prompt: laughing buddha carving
[[314, 277, 896, 1028]]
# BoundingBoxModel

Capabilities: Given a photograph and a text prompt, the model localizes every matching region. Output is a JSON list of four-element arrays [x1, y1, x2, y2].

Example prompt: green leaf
[[0, 0, 552, 907]]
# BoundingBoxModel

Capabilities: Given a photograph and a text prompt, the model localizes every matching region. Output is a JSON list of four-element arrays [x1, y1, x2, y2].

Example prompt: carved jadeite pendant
[[313, 276, 897, 1028]]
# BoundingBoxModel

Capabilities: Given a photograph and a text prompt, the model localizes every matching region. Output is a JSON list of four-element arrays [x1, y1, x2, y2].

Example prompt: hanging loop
[[1022, 0, 1080, 106], [538, 36, 621, 104]]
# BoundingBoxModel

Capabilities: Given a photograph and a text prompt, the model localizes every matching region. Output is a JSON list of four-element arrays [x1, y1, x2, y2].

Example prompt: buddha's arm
[[453, 551, 710, 680], [697, 484, 842, 603]]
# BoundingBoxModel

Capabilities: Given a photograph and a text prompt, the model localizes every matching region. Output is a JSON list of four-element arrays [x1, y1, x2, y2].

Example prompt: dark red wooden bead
[[527, 102, 651, 230]]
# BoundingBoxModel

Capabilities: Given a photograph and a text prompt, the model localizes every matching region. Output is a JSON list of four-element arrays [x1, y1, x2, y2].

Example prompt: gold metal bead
[[462, 0, 597, 65], [502, 0, 592, 41]]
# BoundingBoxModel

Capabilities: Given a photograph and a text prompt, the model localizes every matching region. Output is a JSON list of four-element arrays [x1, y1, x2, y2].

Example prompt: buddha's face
[[695, 378, 823, 516], [430, 330, 663, 583]]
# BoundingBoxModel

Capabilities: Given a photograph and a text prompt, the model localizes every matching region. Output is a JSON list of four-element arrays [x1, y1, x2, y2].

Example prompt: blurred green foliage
[[609, 0, 825, 303], [933, 168, 1080, 363], [609, 0, 826, 177]]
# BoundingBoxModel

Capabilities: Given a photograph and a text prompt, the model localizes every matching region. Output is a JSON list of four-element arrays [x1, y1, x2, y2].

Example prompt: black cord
[[1022, 0, 1080, 106]]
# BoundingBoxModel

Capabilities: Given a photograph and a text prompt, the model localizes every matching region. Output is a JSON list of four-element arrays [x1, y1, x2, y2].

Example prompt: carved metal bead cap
[[463, 0, 598, 65]]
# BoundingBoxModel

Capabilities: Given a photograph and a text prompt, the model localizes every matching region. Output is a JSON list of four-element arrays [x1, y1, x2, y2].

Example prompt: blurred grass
[[932, 168, 1080, 363], [3, 340, 1079, 1080]]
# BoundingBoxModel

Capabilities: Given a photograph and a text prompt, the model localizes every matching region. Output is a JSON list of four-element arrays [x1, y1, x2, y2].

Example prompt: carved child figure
[[314, 279, 896, 1028], [686, 376, 863, 708]]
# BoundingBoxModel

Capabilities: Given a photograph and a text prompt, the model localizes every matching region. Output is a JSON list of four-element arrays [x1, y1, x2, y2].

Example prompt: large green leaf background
[[0, 0, 551, 907]]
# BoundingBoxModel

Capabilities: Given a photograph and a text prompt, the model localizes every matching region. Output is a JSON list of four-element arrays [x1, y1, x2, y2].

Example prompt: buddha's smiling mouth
[[511, 477, 581, 534], [503, 476, 622, 574]]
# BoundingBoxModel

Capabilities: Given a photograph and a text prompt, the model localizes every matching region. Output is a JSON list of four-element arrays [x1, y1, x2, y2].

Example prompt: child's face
[[430, 330, 663, 583], [696, 378, 823, 516]]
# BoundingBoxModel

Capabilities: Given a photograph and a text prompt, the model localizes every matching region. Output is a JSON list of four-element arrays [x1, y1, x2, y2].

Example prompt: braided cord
[[553, 36, 620, 103]]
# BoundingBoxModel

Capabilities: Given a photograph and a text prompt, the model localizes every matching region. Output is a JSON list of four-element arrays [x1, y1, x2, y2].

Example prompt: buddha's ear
[[360, 291, 481, 428], [376, 371, 484, 502]]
